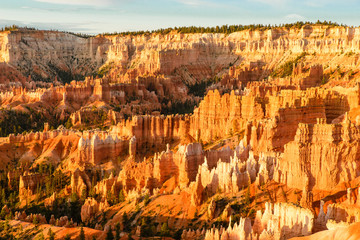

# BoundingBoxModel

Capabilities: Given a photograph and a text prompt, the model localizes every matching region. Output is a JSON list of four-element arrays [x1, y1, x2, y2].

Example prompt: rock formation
[[3, 26, 360, 84], [81, 198, 109, 224], [188, 202, 315, 240], [71, 169, 91, 196], [19, 172, 47, 201], [274, 116, 360, 191], [2, 24, 360, 240]]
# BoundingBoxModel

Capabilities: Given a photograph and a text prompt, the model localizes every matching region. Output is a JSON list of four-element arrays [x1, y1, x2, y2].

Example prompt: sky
[[0, 0, 359, 34]]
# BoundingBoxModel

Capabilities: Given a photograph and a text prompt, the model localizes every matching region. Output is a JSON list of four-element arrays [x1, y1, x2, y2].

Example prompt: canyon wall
[[1, 25, 360, 83], [0, 30, 109, 80], [113, 114, 190, 149], [104, 26, 360, 81], [189, 86, 353, 151], [274, 116, 360, 191]]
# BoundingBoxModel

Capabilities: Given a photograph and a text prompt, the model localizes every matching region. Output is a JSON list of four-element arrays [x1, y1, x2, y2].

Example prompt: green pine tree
[[115, 223, 121, 240], [122, 212, 129, 232], [118, 190, 125, 203], [160, 222, 170, 237], [79, 227, 85, 240], [37, 233, 45, 240], [48, 228, 55, 240], [106, 227, 114, 240]]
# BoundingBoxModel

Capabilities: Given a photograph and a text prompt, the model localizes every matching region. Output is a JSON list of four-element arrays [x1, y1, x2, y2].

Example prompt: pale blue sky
[[0, 0, 359, 34]]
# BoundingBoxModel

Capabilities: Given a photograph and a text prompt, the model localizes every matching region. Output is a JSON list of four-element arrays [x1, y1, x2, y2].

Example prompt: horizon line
[[1, 20, 358, 36]]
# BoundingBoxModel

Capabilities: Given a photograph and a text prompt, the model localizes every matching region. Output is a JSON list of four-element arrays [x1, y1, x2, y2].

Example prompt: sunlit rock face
[[2, 25, 360, 240], [2, 25, 360, 83]]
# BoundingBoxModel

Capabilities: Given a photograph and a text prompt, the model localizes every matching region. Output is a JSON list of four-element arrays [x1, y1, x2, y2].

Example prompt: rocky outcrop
[[7, 127, 78, 144], [0, 127, 133, 171], [274, 64, 323, 90], [274, 116, 360, 191], [190, 155, 250, 205], [91, 142, 237, 199], [44, 192, 56, 208], [189, 145, 281, 205], [94, 173, 117, 198], [315, 188, 360, 230], [154, 142, 234, 188], [0, 29, 109, 81], [176, 143, 206, 188], [71, 169, 91, 196], [153, 144, 178, 184], [114, 114, 190, 150], [255, 202, 314, 239], [14, 211, 77, 228], [19, 172, 47, 201], [190, 173, 204, 206], [0, 77, 160, 118], [199, 202, 314, 240], [222, 62, 266, 89], [190, 89, 253, 143], [81, 197, 109, 223], [14, 211, 47, 224], [78, 130, 128, 165], [189, 87, 347, 151], [116, 158, 155, 194]]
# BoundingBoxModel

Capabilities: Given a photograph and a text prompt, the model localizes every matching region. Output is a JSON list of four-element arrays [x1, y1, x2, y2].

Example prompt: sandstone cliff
[[2, 25, 360, 85], [274, 116, 360, 191]]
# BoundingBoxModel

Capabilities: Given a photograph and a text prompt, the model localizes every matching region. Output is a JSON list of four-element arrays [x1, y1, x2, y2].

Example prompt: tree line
[[1, 21, 351, 38], [0, 25, 92, 38], [101, 20, 347, 36]]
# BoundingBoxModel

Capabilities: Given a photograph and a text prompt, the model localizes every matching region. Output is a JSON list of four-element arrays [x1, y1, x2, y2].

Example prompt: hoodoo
[[0, 22, 360, 239]]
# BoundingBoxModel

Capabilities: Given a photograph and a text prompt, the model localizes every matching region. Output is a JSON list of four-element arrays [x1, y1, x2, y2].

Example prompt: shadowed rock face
[[1, 30, 110, 81]]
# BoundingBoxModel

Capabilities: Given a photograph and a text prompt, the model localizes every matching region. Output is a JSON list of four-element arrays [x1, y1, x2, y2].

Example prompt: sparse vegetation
[[97, 62, 114, 78], [270, 52, 307, 78], [0, 19, 358, 240], [0, 109, 44, 137], [161, 98, 198, 115], [143, 193, 150, 206], [186, 77, 220, 97], [0, 25, 20, 32], [47, 228, 55, 240], [48, 63, 85, 84], [0, 25, 92, 38], [160, 222, 171, 237]]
